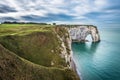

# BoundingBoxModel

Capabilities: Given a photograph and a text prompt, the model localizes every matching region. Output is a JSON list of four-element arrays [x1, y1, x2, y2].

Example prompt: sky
[[0, 0, 120, 27]]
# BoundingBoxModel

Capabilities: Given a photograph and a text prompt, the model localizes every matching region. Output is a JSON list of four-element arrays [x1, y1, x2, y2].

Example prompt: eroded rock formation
[[68, 25, 100, 42]]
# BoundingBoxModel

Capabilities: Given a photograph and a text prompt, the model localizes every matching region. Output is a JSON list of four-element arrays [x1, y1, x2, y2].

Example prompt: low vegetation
[[0, 24, 79, 80]]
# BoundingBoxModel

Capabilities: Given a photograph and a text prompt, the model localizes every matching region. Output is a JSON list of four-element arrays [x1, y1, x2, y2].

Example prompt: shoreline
[[67, 28, 81, 80], [71, 56, 82, 80], [69, 41, 82, 80]]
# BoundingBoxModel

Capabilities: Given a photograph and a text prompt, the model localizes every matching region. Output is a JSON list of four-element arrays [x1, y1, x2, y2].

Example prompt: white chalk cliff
[[68, 25, 100, 42], [55, 26, 100, 80]]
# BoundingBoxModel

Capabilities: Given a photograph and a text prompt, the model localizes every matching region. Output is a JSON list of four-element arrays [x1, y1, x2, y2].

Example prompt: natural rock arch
[[69, 25, 100, 42]]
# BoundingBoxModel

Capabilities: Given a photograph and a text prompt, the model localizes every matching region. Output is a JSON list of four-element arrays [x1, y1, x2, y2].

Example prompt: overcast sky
[[0, 0, 120, 27]]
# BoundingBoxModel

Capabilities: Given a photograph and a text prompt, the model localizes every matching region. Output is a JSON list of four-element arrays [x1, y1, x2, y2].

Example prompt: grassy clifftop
[[0, 24, 79, 80], [0, 44, 78, 80]]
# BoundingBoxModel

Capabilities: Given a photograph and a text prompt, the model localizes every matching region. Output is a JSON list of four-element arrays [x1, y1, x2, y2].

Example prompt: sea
[[72, 28, 120, 80]]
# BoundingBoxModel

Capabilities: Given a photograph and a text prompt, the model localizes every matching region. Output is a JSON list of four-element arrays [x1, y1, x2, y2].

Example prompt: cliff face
[[68, 25, 100, 42], [0, 24, 80, 80], [55, 27, 73, 69]]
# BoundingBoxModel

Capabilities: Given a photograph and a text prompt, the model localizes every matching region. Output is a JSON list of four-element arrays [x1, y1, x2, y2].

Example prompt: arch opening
[[85, 34, 93, 42]]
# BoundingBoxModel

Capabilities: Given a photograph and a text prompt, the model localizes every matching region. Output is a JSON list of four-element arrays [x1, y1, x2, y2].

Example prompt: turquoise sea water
[[72, 28, 120, 80]]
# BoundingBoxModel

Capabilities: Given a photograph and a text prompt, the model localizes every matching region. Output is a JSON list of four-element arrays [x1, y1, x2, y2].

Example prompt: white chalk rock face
[[69, 25, 100, 42]]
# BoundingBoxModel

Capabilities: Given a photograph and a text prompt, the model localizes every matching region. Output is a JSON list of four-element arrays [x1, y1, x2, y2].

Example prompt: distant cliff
[[58, 25, 100, 42], [69, 25, 100, 42]]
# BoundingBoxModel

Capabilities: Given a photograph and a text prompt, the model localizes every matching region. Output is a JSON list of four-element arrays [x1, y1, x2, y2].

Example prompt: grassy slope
[[0, 44, 79, 80], [0, 24, 79, 80]]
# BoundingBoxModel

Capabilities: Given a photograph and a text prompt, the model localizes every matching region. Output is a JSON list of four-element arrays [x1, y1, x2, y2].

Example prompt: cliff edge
[[0, 24, 80, 80]]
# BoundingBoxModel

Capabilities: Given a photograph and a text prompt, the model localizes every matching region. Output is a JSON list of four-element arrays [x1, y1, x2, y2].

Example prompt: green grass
[[0, 24, 66, 67], [0, 44, 79, 80], [0, 24, 80, 80], [0, 24, 55, 36], [0, 24, 54, 28]]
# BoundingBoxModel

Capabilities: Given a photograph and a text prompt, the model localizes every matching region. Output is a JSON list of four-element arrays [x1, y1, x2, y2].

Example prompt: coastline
[[68, 32, 81, 80], [55, 26, 81, 80], [70, 49, 81, 80]]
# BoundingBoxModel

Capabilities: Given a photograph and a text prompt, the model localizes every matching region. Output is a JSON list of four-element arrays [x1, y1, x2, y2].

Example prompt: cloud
[[0, 17, 18, 22], [0, 4, 17, 13], [0, 0, 109, 17], [21, 14, 74, 22], [0, 0, 120, 27]]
